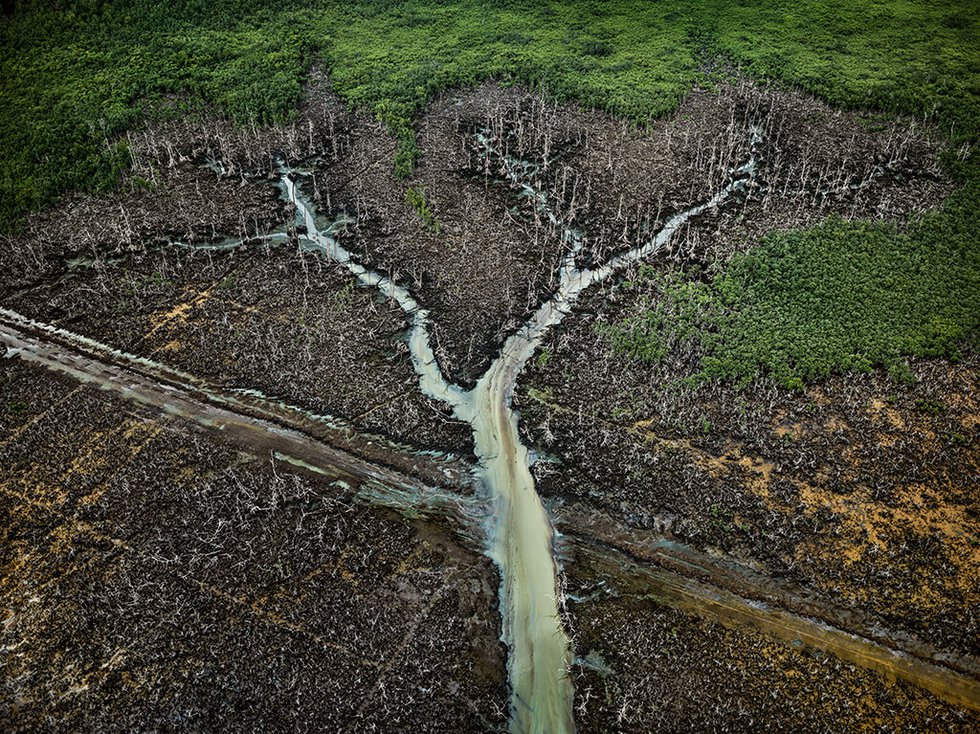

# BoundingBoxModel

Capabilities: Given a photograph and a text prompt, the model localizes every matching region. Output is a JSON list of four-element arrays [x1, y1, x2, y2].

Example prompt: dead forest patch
[[0, 70, 973, 729], [0, 360, 506, 732]]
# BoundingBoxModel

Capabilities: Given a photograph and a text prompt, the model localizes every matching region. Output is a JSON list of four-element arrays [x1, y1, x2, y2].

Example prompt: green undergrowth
[[2, 1, 978, 388], [605, 182, 980, 389], [405, 185, 440, 233], [2, 1, 978, 230]]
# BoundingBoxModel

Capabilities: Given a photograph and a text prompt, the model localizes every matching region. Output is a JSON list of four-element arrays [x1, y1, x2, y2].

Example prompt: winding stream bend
[[282, 131, 758, 733]]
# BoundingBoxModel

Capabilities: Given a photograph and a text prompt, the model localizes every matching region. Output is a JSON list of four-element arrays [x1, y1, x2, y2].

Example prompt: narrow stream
[[281, 127, 758, 734]]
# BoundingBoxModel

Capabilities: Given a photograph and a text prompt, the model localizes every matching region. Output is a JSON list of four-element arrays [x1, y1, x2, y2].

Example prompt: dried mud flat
[[0, 360, 507, 732], [0, 70, 977, 731]]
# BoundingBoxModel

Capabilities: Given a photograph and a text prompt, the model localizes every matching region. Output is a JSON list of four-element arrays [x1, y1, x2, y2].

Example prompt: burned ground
[[308, 84, 572, 386], [0, 72, 976, 730], [0, 164, 284, 298], [516, 292, 979, 658], [246, 77, 950, 388], [0, 74, 476, 457], [466, 78, 952, 266], [492, 80, 977, 666], [563, 550, 980, 734], [0, 76, 952, 407], [3, 241, 473, 456], [0, 359, 507, 732]]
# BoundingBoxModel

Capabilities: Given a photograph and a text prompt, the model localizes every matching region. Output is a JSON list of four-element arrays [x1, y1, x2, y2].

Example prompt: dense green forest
[[607, 184, 980, 389], [2, 0, 978, 385], [2, 0, 978, 227]]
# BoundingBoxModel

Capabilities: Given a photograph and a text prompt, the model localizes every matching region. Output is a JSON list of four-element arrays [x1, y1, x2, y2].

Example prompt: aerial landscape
[[1, 1, 978, 731]]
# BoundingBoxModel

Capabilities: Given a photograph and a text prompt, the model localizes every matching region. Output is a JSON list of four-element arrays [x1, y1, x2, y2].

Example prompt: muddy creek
[[282, 127, 758, 732]]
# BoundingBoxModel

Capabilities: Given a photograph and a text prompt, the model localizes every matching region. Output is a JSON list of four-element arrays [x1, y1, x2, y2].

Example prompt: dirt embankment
[[562, 548, 980, 733]]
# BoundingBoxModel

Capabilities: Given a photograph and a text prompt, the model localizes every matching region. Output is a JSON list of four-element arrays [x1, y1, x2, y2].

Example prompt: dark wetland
[[2, 2, 979, 732]]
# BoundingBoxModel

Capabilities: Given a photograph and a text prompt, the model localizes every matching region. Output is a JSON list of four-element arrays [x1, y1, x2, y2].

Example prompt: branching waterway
[[5, 122, 976, 726], [281, 126, 760, 733], [5, 307, 978, 721]]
